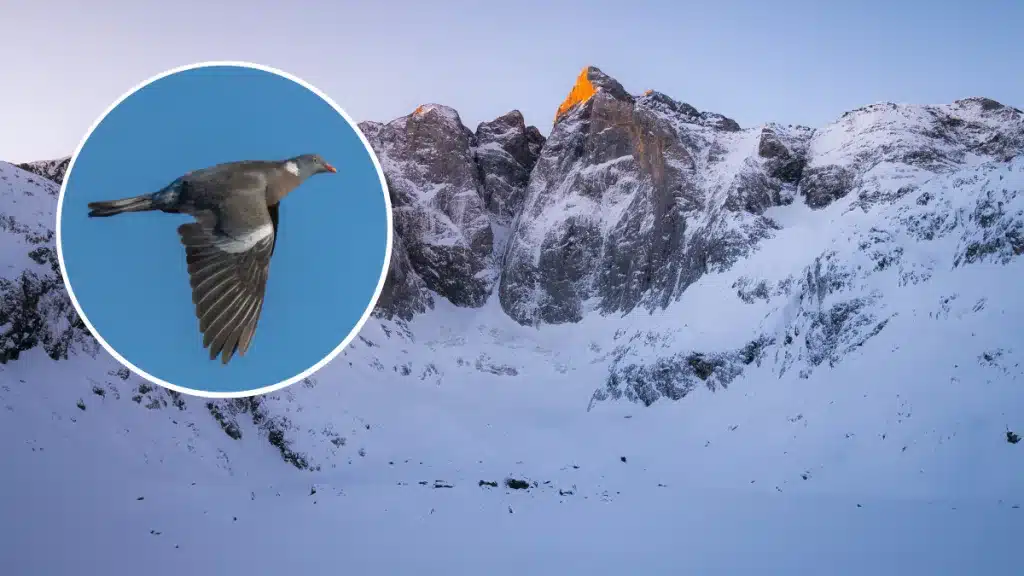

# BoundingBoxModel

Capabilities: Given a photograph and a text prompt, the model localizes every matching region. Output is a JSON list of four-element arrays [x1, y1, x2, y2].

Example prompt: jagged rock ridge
[[360, 104, 545, 320], [11, 67, 1024, 337], [16, 157, 70, 185], [503, 66, 780, 324], [496, 67, 1024, 325]]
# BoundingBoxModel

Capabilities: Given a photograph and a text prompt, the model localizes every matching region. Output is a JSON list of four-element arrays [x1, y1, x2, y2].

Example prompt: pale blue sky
[[3, 0, 1022, 162]]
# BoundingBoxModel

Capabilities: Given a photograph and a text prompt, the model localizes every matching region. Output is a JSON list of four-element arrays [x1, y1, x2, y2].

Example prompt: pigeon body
[[87, 154, 337, 365]]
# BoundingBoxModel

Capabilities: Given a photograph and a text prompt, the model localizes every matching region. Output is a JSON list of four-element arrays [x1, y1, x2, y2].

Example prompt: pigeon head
[[286, 154, 337, 179]]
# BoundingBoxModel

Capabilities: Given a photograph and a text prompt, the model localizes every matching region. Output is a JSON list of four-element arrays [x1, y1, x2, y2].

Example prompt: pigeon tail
[[87, 194, 159, 217]]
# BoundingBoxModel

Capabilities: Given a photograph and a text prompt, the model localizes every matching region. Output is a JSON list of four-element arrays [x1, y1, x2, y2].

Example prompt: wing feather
[[177, 201, 276, 364]]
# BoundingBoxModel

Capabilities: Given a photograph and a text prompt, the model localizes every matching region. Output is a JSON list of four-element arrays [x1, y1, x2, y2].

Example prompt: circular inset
[[57, 61, 392, 398]]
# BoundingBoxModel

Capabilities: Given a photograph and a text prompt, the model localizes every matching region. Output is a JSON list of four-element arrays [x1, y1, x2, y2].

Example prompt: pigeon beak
[[324, 163, 337, 173]]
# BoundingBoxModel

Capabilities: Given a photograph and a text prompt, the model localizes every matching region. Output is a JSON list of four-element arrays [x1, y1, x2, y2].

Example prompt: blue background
[[60, 65, 389, 395]]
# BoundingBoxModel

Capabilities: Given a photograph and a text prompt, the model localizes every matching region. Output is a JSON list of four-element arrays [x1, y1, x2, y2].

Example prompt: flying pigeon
[[86, 154, 337, 365]]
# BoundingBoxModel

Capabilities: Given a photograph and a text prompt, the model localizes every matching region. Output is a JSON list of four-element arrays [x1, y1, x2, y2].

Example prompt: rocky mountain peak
[[360, 102, 548, 320], [500, 66, 776, 325], [953, 96, 1019, 113], [411, 103, 464, 124], [474, 110, 543, 165], [554, 66, 633, 124], [473, 110, 546, 223], [637, 90, 742, 132], [13, 71, 1023, 338], [359, 105, 495, 315], [16, 156, 70, 185]]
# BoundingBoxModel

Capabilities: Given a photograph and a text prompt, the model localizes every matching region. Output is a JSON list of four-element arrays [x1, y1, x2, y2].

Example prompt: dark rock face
[[724, 124, 813, 216], [473, 110, 545, 222], [372, 232, 434, 321], [360, 105, 547, 318], [758, 126, 807, 184], [359, 107, 496, 309], [801, 164, 858, 209], [499, 67, 775, 325]]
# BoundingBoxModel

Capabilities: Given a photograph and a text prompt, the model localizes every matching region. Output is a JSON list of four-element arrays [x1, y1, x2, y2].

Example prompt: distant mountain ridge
[[370, 67, 1023, 329], [6, 65, 1024, 408]]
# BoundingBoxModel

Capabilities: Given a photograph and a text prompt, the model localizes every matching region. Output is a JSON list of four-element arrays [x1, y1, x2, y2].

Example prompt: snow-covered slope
[[2, 67, 1024, 574], [15, 156, 70, 186], [0, 162, 93, 363]]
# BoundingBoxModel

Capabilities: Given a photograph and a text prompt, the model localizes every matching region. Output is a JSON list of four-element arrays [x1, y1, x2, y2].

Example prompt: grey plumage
[[87, 153, 337, 365]]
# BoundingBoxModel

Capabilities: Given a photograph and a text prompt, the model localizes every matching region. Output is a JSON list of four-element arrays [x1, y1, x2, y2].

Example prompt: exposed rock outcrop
[[473, 110, 545, 223], [359, 106, 496, 309], [17, 69, 1024, 337], [17, 156, 70, 185], [500, 66, 771, 325]]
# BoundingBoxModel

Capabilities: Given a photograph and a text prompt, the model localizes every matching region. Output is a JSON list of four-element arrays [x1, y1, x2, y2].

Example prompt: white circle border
[[55, 60, 394, 400]]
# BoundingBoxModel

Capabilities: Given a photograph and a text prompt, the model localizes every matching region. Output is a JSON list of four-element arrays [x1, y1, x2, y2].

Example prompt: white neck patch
[[284, 161, 300, 176]]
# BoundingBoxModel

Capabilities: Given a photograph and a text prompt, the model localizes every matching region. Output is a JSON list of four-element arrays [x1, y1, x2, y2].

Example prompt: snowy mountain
[[15, 155, 70, 185], [0, 163, 94, 363], [2, 66, 1023, 574]]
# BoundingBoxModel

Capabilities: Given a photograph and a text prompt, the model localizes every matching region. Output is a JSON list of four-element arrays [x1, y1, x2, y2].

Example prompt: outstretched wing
[[177, 195, 277, 364]]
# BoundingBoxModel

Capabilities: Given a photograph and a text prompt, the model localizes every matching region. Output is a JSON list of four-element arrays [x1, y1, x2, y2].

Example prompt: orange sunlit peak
[[554, 66, 599, 123]]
